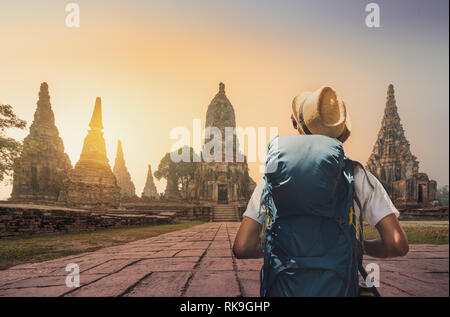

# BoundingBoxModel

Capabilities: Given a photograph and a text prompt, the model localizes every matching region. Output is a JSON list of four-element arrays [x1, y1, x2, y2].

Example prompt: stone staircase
[[213, 204, 239, 222]]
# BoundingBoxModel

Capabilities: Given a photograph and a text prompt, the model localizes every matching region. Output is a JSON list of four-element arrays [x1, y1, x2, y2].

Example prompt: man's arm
[[233, 216, 264, 259], [364, 214, 409, 258]]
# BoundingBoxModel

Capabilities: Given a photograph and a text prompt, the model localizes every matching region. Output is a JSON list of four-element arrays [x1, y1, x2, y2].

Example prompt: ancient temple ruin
[[11, 82, 72, 202], [164, 172, 181, 200], [141, 164, 158, 199], [59, 97, 120, 208], [113, 140, 136, 199], [366, 84, 437, 206], [191, 83, 255, 204]]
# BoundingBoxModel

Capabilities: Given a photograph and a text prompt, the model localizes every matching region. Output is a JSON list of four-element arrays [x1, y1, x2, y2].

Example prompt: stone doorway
[[418, 184, 423, 203], [218, 184, 228, 204]]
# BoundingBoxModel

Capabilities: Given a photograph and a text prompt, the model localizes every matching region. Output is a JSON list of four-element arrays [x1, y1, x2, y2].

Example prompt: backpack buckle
[[266, 208, 273, 230]]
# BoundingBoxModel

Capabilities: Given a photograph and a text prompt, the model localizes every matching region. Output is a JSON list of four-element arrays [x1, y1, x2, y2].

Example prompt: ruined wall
[[121, 202, 213, 222], [0, 204, 174, 238], [175, 206, 213, 222]]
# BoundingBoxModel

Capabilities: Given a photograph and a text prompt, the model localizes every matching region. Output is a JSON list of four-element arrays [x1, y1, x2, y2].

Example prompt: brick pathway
[[0, 223, 448, 297]]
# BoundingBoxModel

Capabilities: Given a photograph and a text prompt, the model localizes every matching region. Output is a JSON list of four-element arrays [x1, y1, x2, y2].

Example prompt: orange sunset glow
[[0, 0, 448, 199]]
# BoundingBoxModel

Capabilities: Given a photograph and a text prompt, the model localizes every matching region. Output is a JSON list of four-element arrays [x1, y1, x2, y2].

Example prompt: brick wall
[[0, 204, 175, 238], [121, 202, 213, 222], [175, 206, 213, 222]]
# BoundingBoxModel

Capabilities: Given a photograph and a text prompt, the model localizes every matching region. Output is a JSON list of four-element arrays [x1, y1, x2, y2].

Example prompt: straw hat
[[291, 86, 351, 143]]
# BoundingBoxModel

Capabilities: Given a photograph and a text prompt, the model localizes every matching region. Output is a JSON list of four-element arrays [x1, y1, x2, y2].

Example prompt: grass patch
[[364, 220, 449, 244], [0, 221, 204, 270]]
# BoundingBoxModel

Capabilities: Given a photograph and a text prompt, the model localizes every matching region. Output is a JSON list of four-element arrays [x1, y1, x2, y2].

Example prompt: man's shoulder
[[353, 164, 377, 184]]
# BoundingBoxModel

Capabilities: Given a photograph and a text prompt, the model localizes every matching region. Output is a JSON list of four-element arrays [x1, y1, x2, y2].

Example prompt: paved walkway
[[0, 223, 448, 297]]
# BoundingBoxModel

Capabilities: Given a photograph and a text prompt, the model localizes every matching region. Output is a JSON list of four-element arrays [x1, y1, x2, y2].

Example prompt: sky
[[0, 0, 448, 199]]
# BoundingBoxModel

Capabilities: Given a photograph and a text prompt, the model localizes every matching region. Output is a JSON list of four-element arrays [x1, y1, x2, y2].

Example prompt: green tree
[[154, 153, 175, 181], [176, 146, 200, 199], [437, 185, 449, 206], [0, 104, 26, 182], [154, 146, 200, 199]]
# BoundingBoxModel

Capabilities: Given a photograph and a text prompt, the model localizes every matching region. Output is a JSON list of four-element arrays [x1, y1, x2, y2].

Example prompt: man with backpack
[[233, 86, 409, 297]]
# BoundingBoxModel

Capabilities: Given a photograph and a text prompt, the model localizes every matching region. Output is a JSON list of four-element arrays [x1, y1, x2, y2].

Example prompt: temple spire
[[115, 140, 124, 162], [38, 82, 50, 101], [113, 140, 136, 199], [219, 82, 225, 94], [89, 97, 104, 130], [33, 82, 55, 127], [385, 84, 397, 111], [79, 97, 109, 164], [367, 84, 419, 193], [387, 83, 394, 97], [142, 164, 158, 199]]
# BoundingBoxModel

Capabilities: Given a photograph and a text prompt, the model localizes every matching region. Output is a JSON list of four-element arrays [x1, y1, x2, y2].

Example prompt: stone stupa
[[11, 82, 72, 202], [113, 140, 136, 199], [141, 164, 158, 200], [59, 97, 120, 208], [366, 84, 437, 205]]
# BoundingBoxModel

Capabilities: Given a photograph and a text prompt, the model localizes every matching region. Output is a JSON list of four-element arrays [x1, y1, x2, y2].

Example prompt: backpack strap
[[349, 160, 374, 253], [342, 157, 359, 296], [348, 160, 381, 297], [358, 266, 381, 297], [259, 175, 278, 297], [351, 160, 375, 190], [258, 175, 278, 230], [353, 193, 364, 253]]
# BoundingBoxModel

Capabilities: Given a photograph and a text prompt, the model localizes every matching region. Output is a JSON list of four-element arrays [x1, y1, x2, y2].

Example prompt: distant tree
[[175, 146, 200, 199], [154, 152, 176, 182], [154, 146, 200, 199], [0, 104, 26, 182], [437, 185, 449, 206]]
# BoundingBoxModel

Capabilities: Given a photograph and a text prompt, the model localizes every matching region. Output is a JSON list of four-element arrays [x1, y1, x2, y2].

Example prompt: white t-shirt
[[243, 166, 399, 226]]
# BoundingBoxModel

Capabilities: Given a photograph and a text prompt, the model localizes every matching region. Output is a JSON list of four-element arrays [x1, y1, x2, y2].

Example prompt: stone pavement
[[0, 223, 448, 297]]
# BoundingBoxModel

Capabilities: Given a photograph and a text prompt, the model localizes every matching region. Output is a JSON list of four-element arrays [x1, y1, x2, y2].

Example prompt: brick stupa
[[113, 140, 136, 199], [11, 82, 72, 202], [59, 97, 120, 208], [141, 164, 158, 199]]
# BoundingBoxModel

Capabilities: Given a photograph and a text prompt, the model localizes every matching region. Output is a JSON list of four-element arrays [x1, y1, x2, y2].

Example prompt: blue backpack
[[259, 134, 379, 297]]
